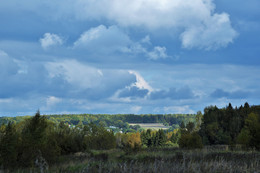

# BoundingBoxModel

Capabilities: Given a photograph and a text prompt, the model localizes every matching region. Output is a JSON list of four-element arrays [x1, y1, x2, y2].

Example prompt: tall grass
[[4, 149, 260, 173]]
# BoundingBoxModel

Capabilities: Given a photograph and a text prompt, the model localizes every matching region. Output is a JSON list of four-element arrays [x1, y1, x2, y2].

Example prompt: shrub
[[178, 132, 203, 149]]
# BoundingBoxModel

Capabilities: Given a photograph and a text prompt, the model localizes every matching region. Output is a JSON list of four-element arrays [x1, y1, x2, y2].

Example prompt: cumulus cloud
[[73, 25, 170, 59], [46, 59, 137, 100], [0, 53, 137, 101], [181, 13, 238, 49], [39, 33, 64, 50]]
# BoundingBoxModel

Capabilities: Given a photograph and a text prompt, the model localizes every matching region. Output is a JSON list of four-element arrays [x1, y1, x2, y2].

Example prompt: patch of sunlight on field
[[129, 123, 170, 130]]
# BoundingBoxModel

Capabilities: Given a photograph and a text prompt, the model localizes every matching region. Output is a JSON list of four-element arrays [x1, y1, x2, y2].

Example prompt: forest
[[0, 102, 259, 172]]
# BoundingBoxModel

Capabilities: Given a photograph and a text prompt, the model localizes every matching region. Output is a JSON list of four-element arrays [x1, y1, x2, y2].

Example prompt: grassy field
[[129, 123, 170, 130], [11, 148, 259, 173]]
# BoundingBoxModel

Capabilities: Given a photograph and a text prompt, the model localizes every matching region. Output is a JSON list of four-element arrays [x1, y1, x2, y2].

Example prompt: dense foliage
[[0, 112, 116, 170], [199, 103, 260, 149]]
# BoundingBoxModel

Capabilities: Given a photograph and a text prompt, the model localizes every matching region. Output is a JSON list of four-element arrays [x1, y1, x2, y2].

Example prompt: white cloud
[[138, 64, 260, 100], [46, 96, 62, 107], [0, 50, 8, 57], [148, 46, 169, 60], [129, 70, 153, 92], [141, 35, 151, 45], [74, 0, 213, 28], [39, 33, 64, 50], [46, 60, 103, 89], [45, 59, 137, 100], [131, 106, 142, 113], [73, 25, 170, 59], [2, 0, 237, 50], [0, 98, 13, 104], [73, 25, 131, 53], [72, 0, 237, 49], [164, 105, 195, 114], [0, 50, 19, 76], [181, 13, 238, 50]]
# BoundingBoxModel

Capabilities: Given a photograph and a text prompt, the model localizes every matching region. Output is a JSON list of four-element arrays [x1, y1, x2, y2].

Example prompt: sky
[[0, 0, 260, 116]]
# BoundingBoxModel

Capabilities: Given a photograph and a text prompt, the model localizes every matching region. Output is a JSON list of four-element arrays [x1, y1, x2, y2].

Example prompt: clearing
[[129, 123, 170, 130]]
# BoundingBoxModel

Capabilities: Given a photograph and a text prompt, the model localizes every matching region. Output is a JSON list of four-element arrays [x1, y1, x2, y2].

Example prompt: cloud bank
[[2, 0, 237, 50], [72, 0, 237, 49]]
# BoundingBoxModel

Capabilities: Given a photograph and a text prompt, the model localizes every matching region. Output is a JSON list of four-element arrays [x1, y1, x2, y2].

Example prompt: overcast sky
[[0, 0, 260, 116]]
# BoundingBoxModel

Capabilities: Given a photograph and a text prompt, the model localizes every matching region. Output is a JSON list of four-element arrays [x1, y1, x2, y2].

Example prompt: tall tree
[[18, 110, 54, 167]]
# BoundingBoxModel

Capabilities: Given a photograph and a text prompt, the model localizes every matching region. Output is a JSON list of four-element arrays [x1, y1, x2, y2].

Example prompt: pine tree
[[18, 110, 50, 167]]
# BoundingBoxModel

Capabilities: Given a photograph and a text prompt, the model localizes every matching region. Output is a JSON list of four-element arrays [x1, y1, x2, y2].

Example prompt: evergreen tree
[[157, 129, 167, 146], [186, 122, 195, 133], [170, 130, 181, 144], [18, 110, 58, 167], [0, 122, 19, 169], [180, 121, 185, 129]]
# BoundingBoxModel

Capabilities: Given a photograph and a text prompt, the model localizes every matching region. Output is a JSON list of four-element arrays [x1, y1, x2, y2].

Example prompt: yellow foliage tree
[[127, 132, 141, 149]]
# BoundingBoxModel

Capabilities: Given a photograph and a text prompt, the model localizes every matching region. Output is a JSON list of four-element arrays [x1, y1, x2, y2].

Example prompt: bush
[[178, 132, 203, 149]]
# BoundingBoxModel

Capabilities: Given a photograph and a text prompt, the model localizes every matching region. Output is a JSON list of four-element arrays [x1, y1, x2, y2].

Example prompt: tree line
[[0, 113, 196, 131]]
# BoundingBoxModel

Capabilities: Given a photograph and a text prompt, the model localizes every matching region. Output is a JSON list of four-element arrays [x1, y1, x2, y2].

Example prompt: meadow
[[129, 123, 171, 130], [13, 148, 260, 173]]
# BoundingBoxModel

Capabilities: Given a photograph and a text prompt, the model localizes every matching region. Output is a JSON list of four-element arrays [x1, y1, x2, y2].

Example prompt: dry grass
[[5, 149, 260, 173], [46, 149, 260, 173], [129, 123, 170, 130], [48, 150, 260, 173]]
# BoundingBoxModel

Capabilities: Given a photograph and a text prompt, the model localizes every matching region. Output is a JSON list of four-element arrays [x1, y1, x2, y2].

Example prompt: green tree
[[18, 110, 60, 167], [157, 129, 167, 146], [141, 129, 153, 147], [195, 111, 203, 131], [0, 122, 19, 169], [186, 122, 195, 133], [236, 128, 250, 148], [237, 113, 260, 150], [84, 123, 116, 150], [178, 132, 203, 149], [170, 130, 181, 144], [180, 121, 185, 129]]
